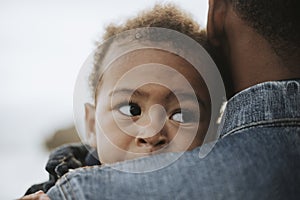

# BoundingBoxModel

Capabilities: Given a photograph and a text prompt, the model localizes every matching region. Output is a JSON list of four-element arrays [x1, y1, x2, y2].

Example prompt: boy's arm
[[46, 143, 91, 178], [24, 143, 92, 195]]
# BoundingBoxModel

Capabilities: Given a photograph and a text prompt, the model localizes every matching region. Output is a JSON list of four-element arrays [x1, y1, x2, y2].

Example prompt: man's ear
[[207, 0, 228, 47], [84, 103, 97, 148]]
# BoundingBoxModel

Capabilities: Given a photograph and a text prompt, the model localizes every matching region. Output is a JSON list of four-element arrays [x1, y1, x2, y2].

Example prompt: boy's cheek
[[97, 138, 130, 164], [96, 128, 132, 157], [168, 124, 203, 151]]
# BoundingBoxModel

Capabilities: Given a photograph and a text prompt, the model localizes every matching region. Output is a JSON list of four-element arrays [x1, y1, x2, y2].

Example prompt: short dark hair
[[230, 0, 300, 58]]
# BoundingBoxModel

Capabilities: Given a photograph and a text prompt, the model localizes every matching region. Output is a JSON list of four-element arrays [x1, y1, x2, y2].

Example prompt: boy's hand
[[19, 191, 50, 200]]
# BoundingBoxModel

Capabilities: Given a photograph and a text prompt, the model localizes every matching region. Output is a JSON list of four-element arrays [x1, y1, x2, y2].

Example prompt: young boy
[[23, 4, 218, 197]]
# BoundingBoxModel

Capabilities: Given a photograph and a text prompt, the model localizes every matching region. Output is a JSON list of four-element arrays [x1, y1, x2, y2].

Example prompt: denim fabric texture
[[47, 80, 300, 200]]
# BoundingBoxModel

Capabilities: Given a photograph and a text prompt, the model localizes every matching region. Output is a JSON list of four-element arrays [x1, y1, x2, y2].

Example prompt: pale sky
[[0, 0, 208, 198]]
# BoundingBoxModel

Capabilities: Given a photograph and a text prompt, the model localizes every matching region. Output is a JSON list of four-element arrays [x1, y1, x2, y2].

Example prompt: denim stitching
[[221, 118, 300, 138]]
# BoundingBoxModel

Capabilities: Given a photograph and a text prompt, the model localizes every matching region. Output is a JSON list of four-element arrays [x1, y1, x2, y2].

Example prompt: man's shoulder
[[47, 129, 300, 200]]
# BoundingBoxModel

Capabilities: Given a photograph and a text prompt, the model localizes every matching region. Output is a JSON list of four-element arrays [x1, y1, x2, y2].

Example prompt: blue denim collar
[[219, 79, 300, 138]]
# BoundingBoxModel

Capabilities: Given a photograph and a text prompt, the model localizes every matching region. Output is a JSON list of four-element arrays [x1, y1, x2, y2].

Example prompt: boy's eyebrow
[[166, 90, 206, 108], [109, 88, 149, 98], [110, 88, 206, 107]]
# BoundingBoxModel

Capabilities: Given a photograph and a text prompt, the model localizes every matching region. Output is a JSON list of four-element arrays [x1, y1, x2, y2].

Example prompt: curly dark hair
[[90, 4, 210, 99], [229, 0, 300, 58]]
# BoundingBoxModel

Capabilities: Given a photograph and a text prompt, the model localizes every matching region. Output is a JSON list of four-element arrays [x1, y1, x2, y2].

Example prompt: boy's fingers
[[19, 190, 50, 200]]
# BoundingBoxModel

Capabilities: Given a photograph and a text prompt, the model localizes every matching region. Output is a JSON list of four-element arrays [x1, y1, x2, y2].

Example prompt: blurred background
[[0, 0, 208, 198]]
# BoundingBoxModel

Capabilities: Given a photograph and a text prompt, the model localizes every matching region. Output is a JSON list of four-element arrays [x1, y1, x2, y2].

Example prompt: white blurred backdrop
[[0, 0, 208, 198]]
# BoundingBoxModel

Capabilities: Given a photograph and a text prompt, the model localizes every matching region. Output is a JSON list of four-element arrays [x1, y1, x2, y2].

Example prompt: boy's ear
[[84, 103, 97, 148], [207, 0, 228, 47]]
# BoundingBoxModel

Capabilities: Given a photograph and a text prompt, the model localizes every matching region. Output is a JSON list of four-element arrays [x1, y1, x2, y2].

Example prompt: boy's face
[[85, 49, 211, 164]]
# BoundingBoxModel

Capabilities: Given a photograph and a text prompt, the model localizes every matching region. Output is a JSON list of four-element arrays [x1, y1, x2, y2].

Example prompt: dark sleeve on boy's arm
[[24, 143, 92, 195], [24, 174, 56, 195], [45, 143, 91, 178]]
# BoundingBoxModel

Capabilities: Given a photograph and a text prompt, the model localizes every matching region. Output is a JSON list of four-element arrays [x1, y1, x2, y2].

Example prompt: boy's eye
[[171, 110, 196, 123], [119, 103, 141, 116]]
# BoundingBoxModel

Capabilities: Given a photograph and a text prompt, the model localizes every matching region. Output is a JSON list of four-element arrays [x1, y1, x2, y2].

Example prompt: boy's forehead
[[95, 28, 213, 93], [100, 34, 193, 72], [100, 49, 207, 91], [104, 48, 199, 76], [99, 48, 209, 102]]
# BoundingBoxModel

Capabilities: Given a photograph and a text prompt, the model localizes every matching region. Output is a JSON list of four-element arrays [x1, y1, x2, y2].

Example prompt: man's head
[[207, 0, 300, 96], [230, 0, 300, 58]]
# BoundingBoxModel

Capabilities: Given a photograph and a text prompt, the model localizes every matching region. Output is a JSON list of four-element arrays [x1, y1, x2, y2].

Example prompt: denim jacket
[[48, 80, 300, 200]]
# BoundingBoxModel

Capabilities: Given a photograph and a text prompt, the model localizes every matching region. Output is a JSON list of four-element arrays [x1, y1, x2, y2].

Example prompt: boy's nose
[[135, 134, 168, 150], [135, 104, 169, 150]]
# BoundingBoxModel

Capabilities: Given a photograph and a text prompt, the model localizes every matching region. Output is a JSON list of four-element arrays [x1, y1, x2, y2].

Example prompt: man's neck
[[223, 15, 300, 97]]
